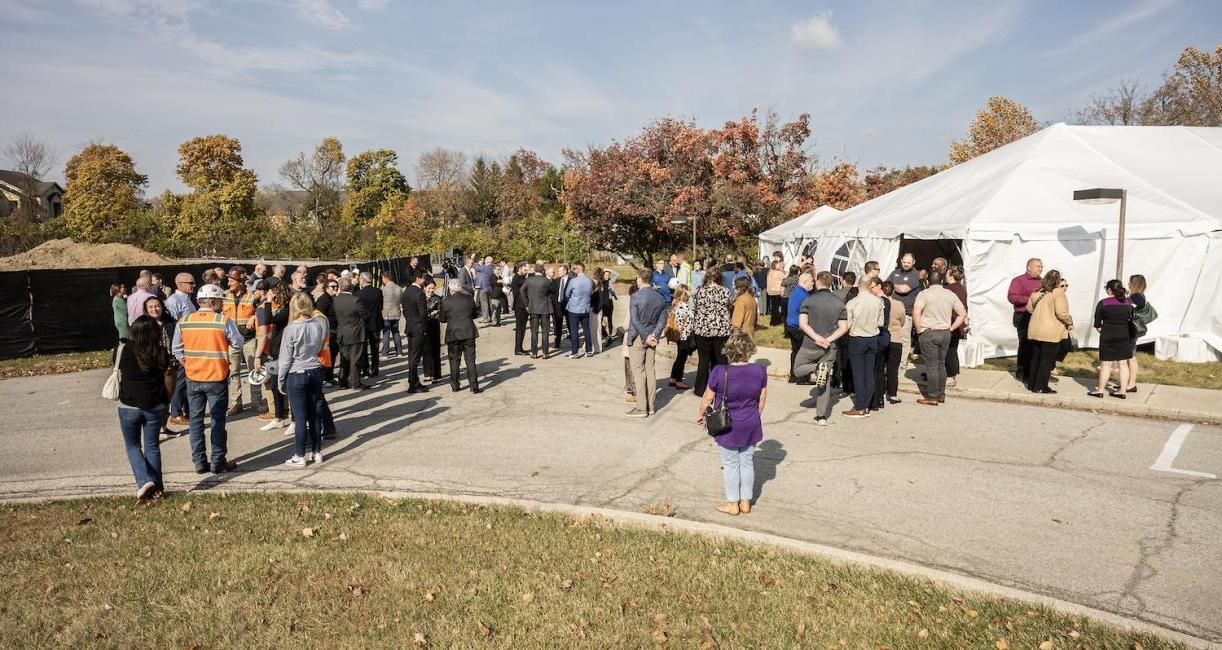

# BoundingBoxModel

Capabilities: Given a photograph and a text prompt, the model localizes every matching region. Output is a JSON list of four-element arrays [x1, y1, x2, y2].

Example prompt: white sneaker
[[311, 451, 324, 464], [284, 455, 306, 467], [281, 420, 295, 436], [259, 419, 284, 431]]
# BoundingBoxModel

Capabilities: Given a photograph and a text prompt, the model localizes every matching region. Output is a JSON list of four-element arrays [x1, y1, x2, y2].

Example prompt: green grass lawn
[[0, 493, 1183, 648], [0, 350, 111, 379], [984, 351, 1222, 391]]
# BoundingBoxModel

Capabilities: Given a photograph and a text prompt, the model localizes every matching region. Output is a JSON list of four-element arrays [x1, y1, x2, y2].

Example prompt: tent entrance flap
[[898, 236, 963, 270]]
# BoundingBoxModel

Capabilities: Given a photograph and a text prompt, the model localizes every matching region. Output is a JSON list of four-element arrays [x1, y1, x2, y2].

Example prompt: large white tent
[[758, 124, 1222, 362], [757, 205, 840, 263]]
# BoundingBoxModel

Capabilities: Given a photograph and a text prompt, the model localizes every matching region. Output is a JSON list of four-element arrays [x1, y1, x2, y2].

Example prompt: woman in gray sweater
[[278, 292, 326, 467]]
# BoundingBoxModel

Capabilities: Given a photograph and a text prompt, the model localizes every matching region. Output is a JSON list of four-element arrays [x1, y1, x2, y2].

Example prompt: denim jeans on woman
[[118, 405, 164, 489], [286, 368, 323, 456], [719, 444, 755, 502]]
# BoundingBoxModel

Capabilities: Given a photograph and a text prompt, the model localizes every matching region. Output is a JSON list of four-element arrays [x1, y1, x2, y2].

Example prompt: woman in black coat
[[1089, 279, 1135, 399], [142, 295, 180, 436], [423, 281, 444, 382]]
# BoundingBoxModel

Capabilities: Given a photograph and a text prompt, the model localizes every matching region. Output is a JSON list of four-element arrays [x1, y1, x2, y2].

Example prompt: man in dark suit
[[399, 271, 430, 393], [439, 279, 481, 393], [355, 272, 384, 377], [510, 262, 529, 356], [522, 263, 552, 359], [332, 277, 369, 390]]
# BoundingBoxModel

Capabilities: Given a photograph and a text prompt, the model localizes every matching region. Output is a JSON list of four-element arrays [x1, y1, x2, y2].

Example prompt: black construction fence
[[0, 254, 431, 361]]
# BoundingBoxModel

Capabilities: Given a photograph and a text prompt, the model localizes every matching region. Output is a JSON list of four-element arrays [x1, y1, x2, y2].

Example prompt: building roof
[[0, 170, 63, 197]]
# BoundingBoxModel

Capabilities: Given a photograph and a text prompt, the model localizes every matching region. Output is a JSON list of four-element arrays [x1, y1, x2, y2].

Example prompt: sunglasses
[[327, 284, 339, 289]]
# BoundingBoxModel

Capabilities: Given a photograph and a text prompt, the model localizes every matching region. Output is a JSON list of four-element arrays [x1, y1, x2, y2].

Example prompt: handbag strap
[[717, 364, 731, 408], [112, 342, 125, 372]]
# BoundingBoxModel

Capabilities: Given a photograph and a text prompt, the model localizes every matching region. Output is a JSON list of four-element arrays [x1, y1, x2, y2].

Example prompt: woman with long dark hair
[[116, 316, 174, 500], [691, 269, 734, 395], [1089, 279, 1134, 398], [142, 295, 180, 437], [423, 281, 444, 382]]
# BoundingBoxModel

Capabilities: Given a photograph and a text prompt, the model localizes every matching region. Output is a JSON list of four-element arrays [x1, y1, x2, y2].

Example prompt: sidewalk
[[657, 342, 1222, 424]]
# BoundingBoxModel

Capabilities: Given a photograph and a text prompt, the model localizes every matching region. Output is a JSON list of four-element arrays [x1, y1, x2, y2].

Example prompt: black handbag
[[704, 366, 733, 437], [1130, 312, 1148, 338]]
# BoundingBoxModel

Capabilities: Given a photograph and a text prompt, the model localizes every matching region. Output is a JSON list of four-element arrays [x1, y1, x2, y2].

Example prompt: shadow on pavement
[[753, 438, 787, 504]]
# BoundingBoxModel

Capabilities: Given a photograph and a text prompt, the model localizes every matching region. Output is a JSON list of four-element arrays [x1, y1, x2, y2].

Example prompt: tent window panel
[[898, 237, 964, 270]]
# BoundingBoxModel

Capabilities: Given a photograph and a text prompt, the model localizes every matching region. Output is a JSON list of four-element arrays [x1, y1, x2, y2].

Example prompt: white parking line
[[1150, 424, 1216, 479]]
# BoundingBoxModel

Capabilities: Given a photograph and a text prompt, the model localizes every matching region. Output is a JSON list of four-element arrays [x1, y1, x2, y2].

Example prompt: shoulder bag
[[704, 366, 733, 437], [1133, 301, 1158, 325], [1129, 307, 1148, 339], [102, 342, 124, 401]]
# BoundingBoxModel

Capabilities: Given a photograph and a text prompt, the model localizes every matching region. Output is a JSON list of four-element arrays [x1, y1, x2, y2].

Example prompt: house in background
[[0, 170, 64, 221]]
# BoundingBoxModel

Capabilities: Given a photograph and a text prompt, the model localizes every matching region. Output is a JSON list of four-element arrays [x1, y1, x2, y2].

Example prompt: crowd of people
[[106, 251, 1155, 518]]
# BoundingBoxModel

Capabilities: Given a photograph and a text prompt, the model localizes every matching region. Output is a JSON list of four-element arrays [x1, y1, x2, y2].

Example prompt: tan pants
[[628, 339, 657, 413], [227, 337, 264, 409]]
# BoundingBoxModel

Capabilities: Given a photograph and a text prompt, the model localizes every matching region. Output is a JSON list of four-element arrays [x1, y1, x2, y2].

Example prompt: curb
[[654, 345, 1222, 425], [10, 486, 1218, 649]]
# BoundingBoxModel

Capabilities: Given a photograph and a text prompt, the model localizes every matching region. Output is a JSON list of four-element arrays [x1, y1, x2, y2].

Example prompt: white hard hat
[[248, 368, 267, 385], [667, 277, 680, 290], [197, 284, 225, 300]]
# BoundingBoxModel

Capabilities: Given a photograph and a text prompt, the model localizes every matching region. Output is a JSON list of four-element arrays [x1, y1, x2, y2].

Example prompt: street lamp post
[[669, 215, 697, 261], [1073, 188, 1127, 279]]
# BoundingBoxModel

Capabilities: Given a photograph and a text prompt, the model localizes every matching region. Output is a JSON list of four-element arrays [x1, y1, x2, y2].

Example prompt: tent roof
[[798, 124, 1222, 241], [758, 205, 841, 243]]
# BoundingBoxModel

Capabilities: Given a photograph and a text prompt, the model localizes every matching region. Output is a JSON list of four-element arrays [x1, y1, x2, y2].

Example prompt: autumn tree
[[414, 147, 467, 225], [62, 143, 148, 242], [279, 137, 345, 224], [158, 135, 260, 256], [2, 132, 57, 223], [806, 162, 867, 210], [342, 148, 409, 227], [949, 96, 1039, 164], [464, 156, 502, 225], [1141, 44, 1221, 126], [563, 118, 712, 265], [710, 109, 815, 248], [1075, 79, 1146, 125], [863, 165, 940, 200]]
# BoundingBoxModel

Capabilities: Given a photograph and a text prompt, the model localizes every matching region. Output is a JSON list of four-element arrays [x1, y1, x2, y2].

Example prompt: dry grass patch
[[0, 493, 1185, 648], [0, 350, 111, 379], [985, 351, 1221, 391]]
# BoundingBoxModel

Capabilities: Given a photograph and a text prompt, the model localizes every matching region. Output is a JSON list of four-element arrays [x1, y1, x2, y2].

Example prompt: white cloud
[[1050, 0, 1177, 57], [292, 0, 350, 30], [789, 11, 842, 51]]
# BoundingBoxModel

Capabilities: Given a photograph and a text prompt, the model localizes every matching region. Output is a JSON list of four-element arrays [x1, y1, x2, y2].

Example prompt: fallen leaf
[[1039, 642, 1054, 650], [338, 532, 348, 541], [349, 585, 364, 598], [561, 579, 574, 590], [1052, 517, 1067, 524], [208, 512, 220, 520], [966, 609, 979, 618], [651, 629, 668, 644], [423, 589, 436, 602], [952, 594, 964, 604], [412, 631, 428, 647], [478, 621, 492, 637], [300, 528, 316, 538], [75, 517, 92, 526], [1133, 643, 1143, 650], [521, 591, 535, 604], [796, 622, 806, 642], [180, 502, 192, 513], [918, 629, 929, 638], [996, 640, 1010, 650], [1068, 630, 1080, 640]]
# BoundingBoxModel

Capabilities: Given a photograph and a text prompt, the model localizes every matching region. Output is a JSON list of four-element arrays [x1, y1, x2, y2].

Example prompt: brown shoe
[[168, 416, 190, 426], [917, 398, 939, 406], [738, 499, 751, 514], [257, 412, 276, 421], [841, 408, 869, 418], [673, 382, 692, 391], [715, 502, 740, 516]]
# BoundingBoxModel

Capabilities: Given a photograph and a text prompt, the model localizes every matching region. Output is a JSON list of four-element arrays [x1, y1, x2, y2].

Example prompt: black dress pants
[[405, 327, 427, 389], [448, 339, 479, 391], [423, 320, 442, 379], [339, 342, 365, 388], [692, 334, 728, 395], [1013, 312, 1033, 381], [513, 309, 528, 353], [364, 329, 380, 376], [885, 342, 903, 398], [669, 337, 694, 383], [529, 314, 551, 356], [1028, 340, 1059, 392], [785, 324, 803, 380]]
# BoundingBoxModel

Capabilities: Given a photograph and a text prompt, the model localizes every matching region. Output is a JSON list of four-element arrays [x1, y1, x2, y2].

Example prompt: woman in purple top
[[1089, 279, 1135, 399], [695, 331, 768, 516]]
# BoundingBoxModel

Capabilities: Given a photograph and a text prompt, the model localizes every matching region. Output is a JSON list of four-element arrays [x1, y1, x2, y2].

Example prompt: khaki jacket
[[731, 292, 757, 335], [1027, 288, 1072, 343]]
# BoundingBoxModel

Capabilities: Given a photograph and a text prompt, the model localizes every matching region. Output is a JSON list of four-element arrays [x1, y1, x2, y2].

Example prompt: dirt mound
[[0, 238, 177, 270]]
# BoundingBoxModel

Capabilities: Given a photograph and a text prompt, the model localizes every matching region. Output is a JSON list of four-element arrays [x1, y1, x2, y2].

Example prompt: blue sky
[[1, 0, 1217, 193]]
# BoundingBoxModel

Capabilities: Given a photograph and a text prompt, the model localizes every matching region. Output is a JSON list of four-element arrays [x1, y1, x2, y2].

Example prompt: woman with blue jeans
[[116, 316, 175, 500], [695, 331, 768, 516], [278, 292, 326, 467]]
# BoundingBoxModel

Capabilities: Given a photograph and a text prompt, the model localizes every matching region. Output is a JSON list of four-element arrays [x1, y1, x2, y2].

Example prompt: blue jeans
[[118, 406, 163, 488], [846, 336, 877, 412], [567, 311, 592, 355], [169, 365, 188, 417], [381, 320, 403, 356], [187, 379, 228, 470], [719, 444, 756, 502], [286, 368, 323, 456]]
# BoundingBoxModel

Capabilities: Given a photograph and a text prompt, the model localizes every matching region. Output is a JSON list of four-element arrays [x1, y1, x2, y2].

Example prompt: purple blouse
[[708, 363, 767, 449]]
